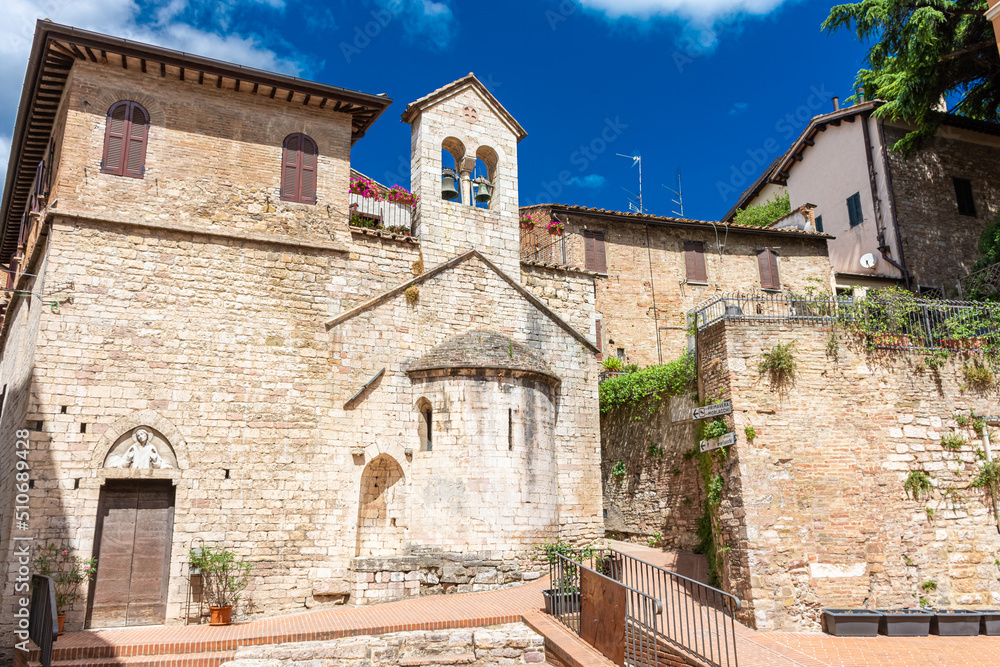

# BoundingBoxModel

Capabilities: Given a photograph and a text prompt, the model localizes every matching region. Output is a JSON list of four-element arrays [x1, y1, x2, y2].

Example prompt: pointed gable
[[401, 73, 527, 142]]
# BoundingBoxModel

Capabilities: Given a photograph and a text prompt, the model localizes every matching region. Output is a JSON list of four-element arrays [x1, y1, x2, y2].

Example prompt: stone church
[[0, 22, 604, 633]]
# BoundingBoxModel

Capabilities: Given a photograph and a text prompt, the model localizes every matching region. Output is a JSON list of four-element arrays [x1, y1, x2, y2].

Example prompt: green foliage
[[611, 460, 626, 481], [823, 0, 999, 156], [693, 507, 721, 587], [925, 507, 935, 519], [973, 413, 988, 435], [706, 474, 724, 507], [733, 190, 790, 228], [971, 460, 1000, 491], [405, 285, 420, 305], [921, 580, 938, 593], [919, 596, 930, 606], [941, 433, 966, 450], [759, 341, 797, 389], [703, 418, 728, 440], [601, 356, 624, 371], [744, 425, 757, 443], [904, 470, 933, 500], [963, 360, 996, 390], [646, 442, 664, 459], [599, 353, 696, 415], [33, 543, 97, 614], [189, 546, 253, 609], [973, 211, 1000, 273], [647, 532, 662, 548], [903, 554, 914, 566], [826, 331, 840, 361], [954, 413, 970, 427], [926, 349, 951, 370]]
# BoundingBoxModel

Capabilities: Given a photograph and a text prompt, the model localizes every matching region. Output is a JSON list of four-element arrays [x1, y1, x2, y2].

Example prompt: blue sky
[[0, 0, 869, 221]]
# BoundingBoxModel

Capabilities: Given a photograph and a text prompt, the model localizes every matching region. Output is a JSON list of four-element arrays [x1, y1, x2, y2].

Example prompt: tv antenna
[[662, 169, 684, 217], [617, 152, 644, 214]]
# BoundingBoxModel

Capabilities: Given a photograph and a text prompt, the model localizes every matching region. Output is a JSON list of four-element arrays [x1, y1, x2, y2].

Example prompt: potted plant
[[877, 608, 933, 636], [822, 609, 882, 637], [32, 543, 97, 635], [519, 213, 536, 230], [189, 546, 253, 626], [546, 218, 565, 236]]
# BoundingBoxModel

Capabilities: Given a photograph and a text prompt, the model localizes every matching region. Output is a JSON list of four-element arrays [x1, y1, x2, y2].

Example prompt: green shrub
[[611, 460, 626, 481], [744, 425, 757, 442], [703, 418, 728, 440], [759, 341, 797, 389], [601, 356, 624, 371], [904, 471, 933, 500], [599, 353, 696, 415], [963, 360, 996, 390], [941, 433, 966, 451], [733, 191, 791, 228]]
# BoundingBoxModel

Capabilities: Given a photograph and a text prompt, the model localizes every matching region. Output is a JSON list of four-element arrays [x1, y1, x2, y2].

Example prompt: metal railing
[[550, 552, 662, 667], [348, 192, 415, 236], [521, 229, 567, 265], [691, 291, 1000, 353], [29, 574, 58, 667], [549, 548, 739, 667]]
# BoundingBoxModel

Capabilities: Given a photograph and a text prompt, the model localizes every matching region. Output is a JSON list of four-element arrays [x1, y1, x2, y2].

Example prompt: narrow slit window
[[953, 178, 977, 217], [508, 408, 513, 451]]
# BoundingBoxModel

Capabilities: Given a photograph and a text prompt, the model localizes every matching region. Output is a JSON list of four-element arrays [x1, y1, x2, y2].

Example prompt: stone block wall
[[224, 623, 545, 667], [697, 319, 1000, 631], [350, 551, 544, 605], [600, 395, 703, 550], [885, 123, 1000, 292]]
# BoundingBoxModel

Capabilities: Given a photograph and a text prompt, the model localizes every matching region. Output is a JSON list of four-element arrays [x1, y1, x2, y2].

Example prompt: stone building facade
[[519, 205, 834, 367], [0, 22, 603, 639]]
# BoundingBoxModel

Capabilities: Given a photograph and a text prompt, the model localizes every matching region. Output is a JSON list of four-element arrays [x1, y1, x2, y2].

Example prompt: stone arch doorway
[[356, 454, 406, 557]]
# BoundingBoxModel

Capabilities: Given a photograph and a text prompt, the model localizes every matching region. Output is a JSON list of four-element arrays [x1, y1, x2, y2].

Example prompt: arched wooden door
[[356, 455, 406, 557], [87, 480, 175, 628]]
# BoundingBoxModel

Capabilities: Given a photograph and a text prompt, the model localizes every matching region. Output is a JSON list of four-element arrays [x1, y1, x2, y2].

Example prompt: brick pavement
[[33, 548, 1000, 667]]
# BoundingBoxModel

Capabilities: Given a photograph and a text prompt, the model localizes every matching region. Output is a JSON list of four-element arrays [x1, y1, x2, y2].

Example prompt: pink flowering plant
[[519, 213, 536, 229], [33, 543, 97, 614], [546, 218, 565, 234], [350, 176, 419, 208]]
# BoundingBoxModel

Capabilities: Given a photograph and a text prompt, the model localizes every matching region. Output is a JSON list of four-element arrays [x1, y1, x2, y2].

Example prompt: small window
[[583, 231, 607, 273], [616, 348, 625, 360], [954, 178, 977, 217], [815, 215, 824, 233], [595, 318, 603, 360], [281, 133, 318, 204], [684, 241, 707, 284], [0, 384, 6, 420], [418, 403, 433, 452], [846, 192, 863, 228], [101, 101, 149, 178], [508, 408, 513, 451], [757, 248, 781, 291]]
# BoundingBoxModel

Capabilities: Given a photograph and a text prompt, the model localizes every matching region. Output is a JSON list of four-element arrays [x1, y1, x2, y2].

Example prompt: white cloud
[[574, 0, 789, 21], [0, 0, 304, 193], [568, 174, 607, 189], [372, 0, 457, 50]]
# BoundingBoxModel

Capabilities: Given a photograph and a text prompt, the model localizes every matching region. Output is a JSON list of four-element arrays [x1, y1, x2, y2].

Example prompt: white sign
[[700, 432, 736, 453], [692, 400, 733, 421]]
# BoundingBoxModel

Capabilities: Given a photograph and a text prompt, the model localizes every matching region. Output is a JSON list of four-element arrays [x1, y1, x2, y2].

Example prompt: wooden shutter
[[102, 103, 129, 175], [595, 318, 603, 359], [593, 232, 607, 273], [281, 133, 318, 204], [124, 104, 148, 177], [684, 241, 707, 283], [758, 248, 780, 290], [584, 231, 607, 272]]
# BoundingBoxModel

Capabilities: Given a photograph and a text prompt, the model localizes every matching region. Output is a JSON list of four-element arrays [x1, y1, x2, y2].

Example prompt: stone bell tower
[[402, 74, 527, 277]]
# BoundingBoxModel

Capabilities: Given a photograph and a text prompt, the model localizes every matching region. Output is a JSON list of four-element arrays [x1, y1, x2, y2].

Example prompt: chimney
[[832, 97, 840, 112]]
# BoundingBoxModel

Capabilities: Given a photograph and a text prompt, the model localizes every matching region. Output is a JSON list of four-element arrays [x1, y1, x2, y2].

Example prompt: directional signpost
[[692, 400, 732, 421], [700, 432, 736, 453]]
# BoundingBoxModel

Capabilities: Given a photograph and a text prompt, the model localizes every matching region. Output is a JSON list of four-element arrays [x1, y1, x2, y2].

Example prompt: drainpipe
[[645, 223, 663, 365], [875, 117, 911, 289]]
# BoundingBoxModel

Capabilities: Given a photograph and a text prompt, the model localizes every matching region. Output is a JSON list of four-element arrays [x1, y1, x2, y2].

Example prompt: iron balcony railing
[[348, 192, 415, 237], [550, 551, 662, 667], [29, 574, 58, 667], [962, 263, 999, 302], [521, 229, 568, 265], [549, 548, 739, 667], [691, 291, 1000, 353]]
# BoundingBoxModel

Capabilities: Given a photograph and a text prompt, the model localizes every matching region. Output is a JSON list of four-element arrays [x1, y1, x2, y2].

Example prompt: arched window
[[281, 133, 318, 204], [102, 101, 149, 178], [416, 398, 433, 451]]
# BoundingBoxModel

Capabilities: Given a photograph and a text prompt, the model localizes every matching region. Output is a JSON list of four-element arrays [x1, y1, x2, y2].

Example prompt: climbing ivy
[[599, 353, 696, 416]]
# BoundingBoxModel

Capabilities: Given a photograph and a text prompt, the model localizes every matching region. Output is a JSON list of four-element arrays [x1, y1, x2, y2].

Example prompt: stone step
[[31, 651, 235, 667]]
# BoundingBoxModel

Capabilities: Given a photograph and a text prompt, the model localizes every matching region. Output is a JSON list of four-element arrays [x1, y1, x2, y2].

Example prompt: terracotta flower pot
[[57, 613, 65, 636], [209, 605, 232, 626]]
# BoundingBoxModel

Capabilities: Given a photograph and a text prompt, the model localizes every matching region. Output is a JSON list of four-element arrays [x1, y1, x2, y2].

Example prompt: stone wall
[[520, 207, 834, 367], [350, 550, 544, 605], [600, 395, 704, 550], [224, 623, 545, 667], [885, 123, 1000, 292], [697, 319, 1000, 631]]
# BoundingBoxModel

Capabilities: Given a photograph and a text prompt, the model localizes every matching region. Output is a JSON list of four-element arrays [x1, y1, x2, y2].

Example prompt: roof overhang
[[1, 20, 393, 261]]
